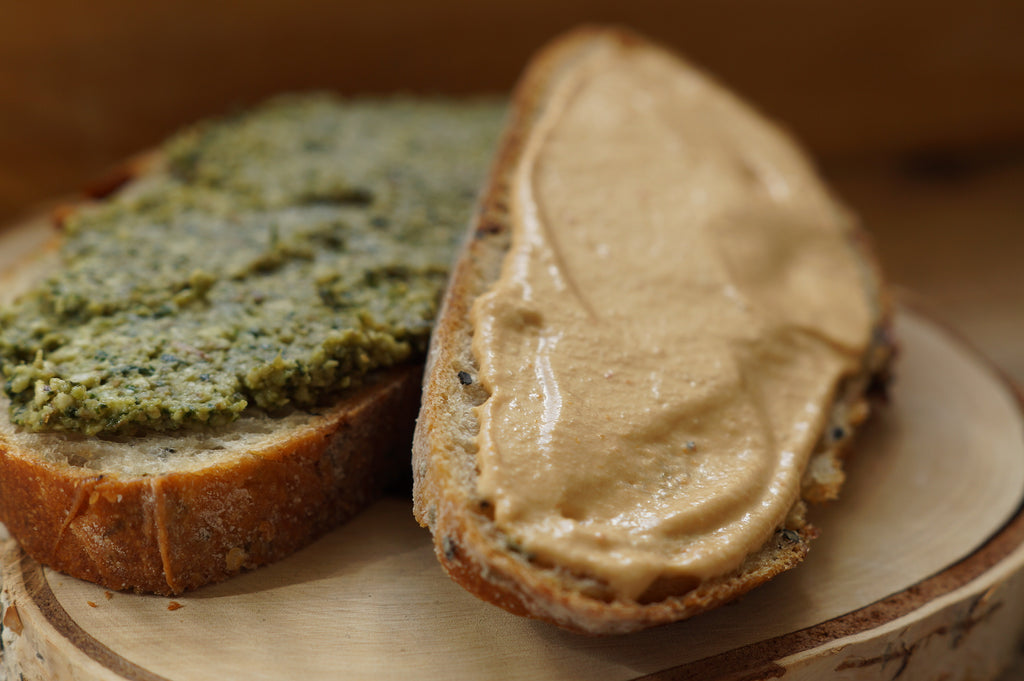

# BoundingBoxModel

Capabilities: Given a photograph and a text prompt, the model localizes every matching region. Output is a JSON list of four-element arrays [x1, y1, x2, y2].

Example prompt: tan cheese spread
[[470, 42, 875, 600]]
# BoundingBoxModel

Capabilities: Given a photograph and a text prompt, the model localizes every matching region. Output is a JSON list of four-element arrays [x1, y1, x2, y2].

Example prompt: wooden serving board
[[2, 220, 1024, 679]]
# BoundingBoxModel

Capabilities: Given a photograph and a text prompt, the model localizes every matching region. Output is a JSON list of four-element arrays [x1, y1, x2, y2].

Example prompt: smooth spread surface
[[471, 44, 875, 598]]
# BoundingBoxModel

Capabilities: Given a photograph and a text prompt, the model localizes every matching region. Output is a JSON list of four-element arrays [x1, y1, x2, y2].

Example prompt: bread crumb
[[87, 601, 97, 608], [225, 546, 248, 572], [104, 591, 113, 600], [167, 601, 183, 611], [3, 603, 23, 635]]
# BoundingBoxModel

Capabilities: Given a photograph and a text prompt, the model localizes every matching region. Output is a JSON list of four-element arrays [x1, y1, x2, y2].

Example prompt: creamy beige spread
[[470, 42, 874, 600]]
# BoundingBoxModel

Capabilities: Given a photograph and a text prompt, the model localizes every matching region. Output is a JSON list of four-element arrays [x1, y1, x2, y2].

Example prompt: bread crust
[[0, 366, 420, 595], [412, 26, 893, 634], [0, 154, 424, 595]]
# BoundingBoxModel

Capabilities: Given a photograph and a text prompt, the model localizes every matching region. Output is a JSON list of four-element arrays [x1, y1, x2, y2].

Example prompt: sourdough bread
[[412, 27, 893, 634]]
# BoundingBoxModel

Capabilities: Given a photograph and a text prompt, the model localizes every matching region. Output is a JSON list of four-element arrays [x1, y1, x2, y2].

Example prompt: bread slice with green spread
[[412, 27, 893, 634], [0, 96, 504, 594]]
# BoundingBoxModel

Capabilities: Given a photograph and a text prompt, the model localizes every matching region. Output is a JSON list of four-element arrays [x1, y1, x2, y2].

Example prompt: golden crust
[[412, 26, 894, 634], [0, 366, 421, 595]]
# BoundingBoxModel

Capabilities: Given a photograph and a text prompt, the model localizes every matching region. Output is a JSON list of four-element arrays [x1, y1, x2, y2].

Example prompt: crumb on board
[[167, 601, 183, 611], [104, 591, 113, 600], [87, 601, 97, 608], [3, 604, 23, 635]]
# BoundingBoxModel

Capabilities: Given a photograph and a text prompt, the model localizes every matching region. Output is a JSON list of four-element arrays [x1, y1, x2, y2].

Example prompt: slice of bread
[[412, 27, 893, 634], [0, 97, 503, 594]]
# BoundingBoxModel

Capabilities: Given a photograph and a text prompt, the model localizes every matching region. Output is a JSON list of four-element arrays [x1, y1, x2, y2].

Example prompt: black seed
[[457, 371, 473, 386], [442, 536, 458, 561], [477, 220, 503, 236]]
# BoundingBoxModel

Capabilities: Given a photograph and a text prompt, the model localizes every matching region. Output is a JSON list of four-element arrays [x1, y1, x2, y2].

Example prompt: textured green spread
[[0, 95, 503, 436]]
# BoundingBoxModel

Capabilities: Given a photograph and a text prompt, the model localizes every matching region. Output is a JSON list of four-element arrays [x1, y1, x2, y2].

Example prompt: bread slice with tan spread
[[412, 27, 893, 634], [0, 96, 503, 594]]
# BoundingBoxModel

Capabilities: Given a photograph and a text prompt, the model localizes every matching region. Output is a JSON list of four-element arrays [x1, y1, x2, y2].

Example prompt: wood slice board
[[1, 219, 1024, 679]]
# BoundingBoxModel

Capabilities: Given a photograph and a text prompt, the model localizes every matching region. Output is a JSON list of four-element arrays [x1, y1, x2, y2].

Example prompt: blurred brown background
[[1, 0, 1022, 380]]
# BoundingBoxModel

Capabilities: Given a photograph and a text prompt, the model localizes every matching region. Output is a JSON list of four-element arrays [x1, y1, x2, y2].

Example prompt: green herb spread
[[0, 95, 503, 436]]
